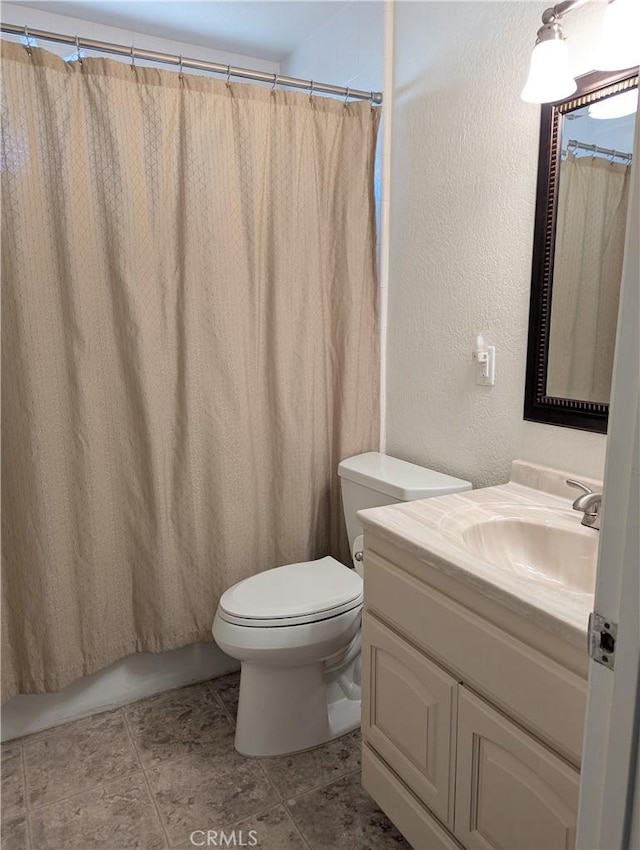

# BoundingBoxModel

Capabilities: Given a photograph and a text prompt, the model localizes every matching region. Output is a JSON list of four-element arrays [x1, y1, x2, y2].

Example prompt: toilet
[[212, 452, 471, 757]]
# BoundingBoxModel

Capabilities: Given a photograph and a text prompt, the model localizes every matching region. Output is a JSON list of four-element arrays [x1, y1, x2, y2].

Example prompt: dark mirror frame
[[524, 67, 638, 435]]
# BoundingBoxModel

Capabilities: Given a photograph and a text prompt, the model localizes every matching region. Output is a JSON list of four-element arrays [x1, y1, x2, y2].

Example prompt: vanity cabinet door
[[362, 612, 457, 828], [454, 687, 579, 850]]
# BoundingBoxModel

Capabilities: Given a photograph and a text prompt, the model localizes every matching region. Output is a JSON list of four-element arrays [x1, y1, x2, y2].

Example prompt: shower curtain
[[547, 153, 630, 402], [1, 41, 380, 699]]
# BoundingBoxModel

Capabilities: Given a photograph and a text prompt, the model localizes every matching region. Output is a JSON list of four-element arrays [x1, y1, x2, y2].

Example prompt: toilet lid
[[219, 556, 363, 622]]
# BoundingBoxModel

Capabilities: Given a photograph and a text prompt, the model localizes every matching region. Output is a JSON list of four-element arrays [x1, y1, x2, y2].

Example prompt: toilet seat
[[218, 556, 363, 628]]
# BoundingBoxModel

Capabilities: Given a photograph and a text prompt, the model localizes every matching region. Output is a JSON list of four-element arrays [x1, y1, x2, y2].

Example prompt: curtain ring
[[271, 73, 278, 92], [343, 86, 350, 107], [369, 91, 375, 111], [24, 25, 32, 57], [309, 80, 315, 102], [75, 35, 83, 65], [226, 64, 231, 87], [130, 45, 135, 69], [178, 55, 183, 80]]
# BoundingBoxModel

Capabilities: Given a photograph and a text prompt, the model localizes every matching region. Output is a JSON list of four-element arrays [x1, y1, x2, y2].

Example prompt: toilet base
[[234, 659, 361, 757]]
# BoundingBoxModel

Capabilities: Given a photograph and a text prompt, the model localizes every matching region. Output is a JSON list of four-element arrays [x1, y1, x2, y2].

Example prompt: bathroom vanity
[[358, 461, 599, 850]]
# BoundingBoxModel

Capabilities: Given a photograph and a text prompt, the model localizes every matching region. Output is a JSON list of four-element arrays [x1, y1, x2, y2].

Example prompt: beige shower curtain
[[547, 153, 630, 403], [1, 41, 380, 699]]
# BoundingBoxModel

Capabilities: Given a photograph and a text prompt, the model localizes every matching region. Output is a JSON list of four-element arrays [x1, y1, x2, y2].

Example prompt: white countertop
[[357, 461, 601, 650]]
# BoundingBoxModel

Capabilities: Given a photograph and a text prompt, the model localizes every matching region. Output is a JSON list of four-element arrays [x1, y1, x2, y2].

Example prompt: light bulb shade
[[596, 0, 640, 72], [588, 88, 639, 119], [521, 39, 577, 103]]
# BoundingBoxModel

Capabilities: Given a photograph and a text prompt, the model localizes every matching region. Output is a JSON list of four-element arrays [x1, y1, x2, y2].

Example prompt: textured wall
[[386, 1, 609, 487]]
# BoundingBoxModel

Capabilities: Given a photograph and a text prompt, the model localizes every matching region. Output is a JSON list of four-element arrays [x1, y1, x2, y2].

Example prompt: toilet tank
[[337, 452, 472, 570]]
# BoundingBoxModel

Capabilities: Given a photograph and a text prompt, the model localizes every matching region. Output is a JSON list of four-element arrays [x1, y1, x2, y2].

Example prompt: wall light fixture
[[521, 0, 640, 104]]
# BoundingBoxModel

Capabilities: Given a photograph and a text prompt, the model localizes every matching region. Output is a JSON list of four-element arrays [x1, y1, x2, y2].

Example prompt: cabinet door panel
[[362, 612, 457, 826], [455, 687, 579, 850], [362, 744, 463, 850]]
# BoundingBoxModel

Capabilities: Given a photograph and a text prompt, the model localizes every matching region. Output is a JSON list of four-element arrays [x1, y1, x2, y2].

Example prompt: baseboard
[[1, 642, 239, 742]]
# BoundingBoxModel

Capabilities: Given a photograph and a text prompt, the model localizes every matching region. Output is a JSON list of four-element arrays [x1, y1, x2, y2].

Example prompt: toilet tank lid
[[337, 452, 472, 501]]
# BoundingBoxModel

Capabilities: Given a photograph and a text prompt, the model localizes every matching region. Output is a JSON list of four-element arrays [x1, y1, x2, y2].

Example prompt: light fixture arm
[[541, 0, 591, 26], [535, 21, 565, 44], [534, 0, 592, 46]]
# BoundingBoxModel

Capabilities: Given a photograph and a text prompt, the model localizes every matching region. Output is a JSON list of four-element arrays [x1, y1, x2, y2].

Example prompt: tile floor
[[1, 673, 410, 850]]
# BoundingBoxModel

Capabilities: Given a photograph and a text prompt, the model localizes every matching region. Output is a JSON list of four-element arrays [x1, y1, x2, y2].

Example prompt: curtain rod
[[564, 138, 632, 161], [0, 22, 383, 105]]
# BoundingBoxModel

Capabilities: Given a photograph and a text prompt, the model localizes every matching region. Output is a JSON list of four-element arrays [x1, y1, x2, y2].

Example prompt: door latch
[[588, 612, 617, 670]]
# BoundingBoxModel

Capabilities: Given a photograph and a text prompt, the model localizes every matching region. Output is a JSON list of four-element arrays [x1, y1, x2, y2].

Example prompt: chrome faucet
[[566, 479, 602, 531]]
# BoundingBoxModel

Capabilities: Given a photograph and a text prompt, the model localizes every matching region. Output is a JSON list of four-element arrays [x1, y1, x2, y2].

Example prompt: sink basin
[[439, 504, 599, 595], [462, 517, 598, 594]]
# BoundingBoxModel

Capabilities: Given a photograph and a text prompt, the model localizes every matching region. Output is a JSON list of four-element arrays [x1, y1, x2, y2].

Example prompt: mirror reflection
[[546, 90, 636, 404]]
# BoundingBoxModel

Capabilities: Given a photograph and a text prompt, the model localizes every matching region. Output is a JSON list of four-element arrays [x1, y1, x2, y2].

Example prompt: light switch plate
[[477, 346, 495, 386]]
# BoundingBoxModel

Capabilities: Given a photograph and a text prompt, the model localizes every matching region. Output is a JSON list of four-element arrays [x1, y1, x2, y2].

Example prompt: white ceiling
[[8, 1, 351, 61]]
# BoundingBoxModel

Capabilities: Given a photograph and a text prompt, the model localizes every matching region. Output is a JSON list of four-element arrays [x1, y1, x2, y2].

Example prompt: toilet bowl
[[212, 452, 471, 757], [213, 556, 363, 756]]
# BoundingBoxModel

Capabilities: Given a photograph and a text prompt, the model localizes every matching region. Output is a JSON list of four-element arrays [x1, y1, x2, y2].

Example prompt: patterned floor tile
[[124, 682, 232, 769], [285, 771, 409, 849], [23, 711, 139, 809], [28, 773, 166, 849], [176, 805, 308, 850], [233, 805, 308, 849], [262, 730, 361, 798], [208, 672, 240, 721], [146, 739, 277, 847], [10, 677, 409, 850], [1, 814, 28, 850], [1, 743, 25, 819]]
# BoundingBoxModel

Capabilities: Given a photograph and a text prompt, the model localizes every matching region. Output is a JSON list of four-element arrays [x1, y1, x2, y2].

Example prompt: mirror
[[524, 69, 638, 434]]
